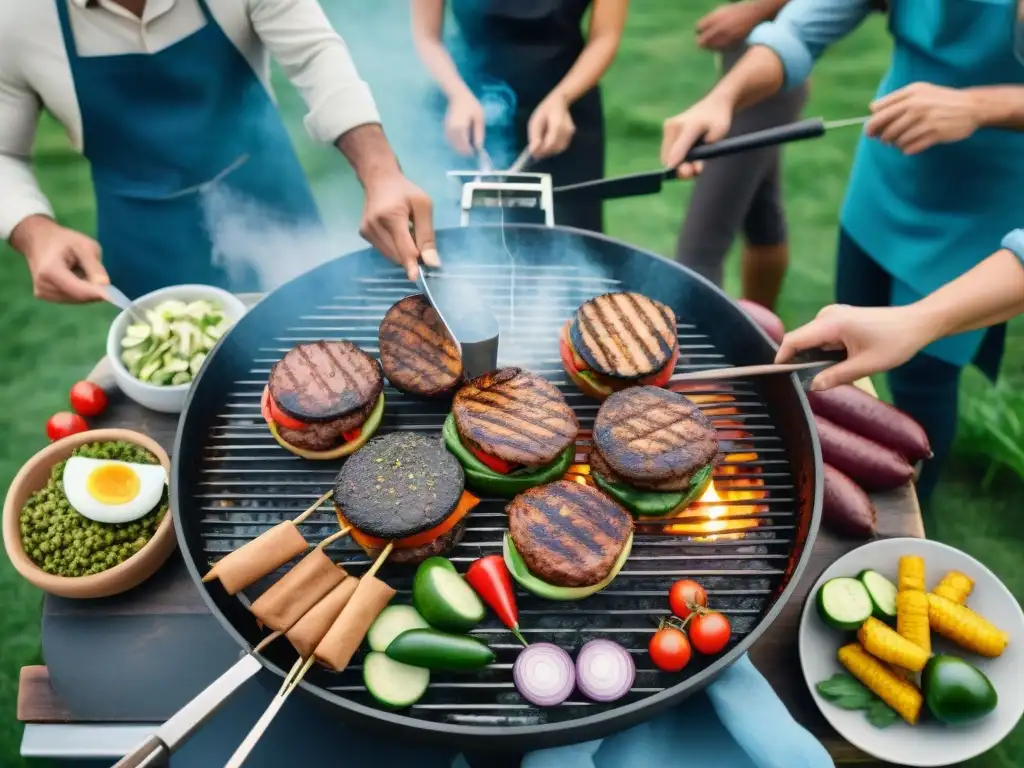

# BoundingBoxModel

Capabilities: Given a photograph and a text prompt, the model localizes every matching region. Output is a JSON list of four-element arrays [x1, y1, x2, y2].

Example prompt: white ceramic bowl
[[106, 284, 247, 414], [799, 538, 1024, 767]]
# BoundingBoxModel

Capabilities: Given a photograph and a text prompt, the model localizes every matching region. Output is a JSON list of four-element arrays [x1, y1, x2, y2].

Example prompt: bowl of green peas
[[2, 429, 174, 598]]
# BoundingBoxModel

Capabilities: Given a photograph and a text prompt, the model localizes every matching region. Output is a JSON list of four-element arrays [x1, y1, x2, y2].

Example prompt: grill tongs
[[554, 116, 868, 201], [417, 266, 500, 379]]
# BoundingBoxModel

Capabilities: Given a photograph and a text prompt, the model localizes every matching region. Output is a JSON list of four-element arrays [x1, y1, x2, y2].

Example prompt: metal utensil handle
[[111, 735, 169, 767], [669, 359, 830, 383], [672, 117, 827, 170]]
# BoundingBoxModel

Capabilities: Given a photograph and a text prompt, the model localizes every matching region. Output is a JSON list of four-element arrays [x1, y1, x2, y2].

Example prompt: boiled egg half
[[62, 457, 167, 524]]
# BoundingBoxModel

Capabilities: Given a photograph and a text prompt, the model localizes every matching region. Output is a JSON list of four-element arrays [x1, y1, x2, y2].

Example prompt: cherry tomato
[[260, 387, 310, 431], [669, 579, 707, 620], [689, 611, 731, 655], [648, 626, 691, 672], [46, 412, 88, 442], [69, 380, 108, 417]]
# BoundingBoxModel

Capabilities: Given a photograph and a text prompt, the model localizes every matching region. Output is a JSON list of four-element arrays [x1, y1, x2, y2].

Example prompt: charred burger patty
[[378, 294, 463, 397], [590, 386, 719, 517], [506, 480, 633, 589], [261, 340, 385, 459], [334, 432, 478, 565], [443, 368, 578, 495], [560, 292, 679, 400]]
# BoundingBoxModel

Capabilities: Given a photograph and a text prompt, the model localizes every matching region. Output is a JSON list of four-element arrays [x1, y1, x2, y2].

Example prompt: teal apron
[[54, 0, 323, 298], [840, 0, 1024, 371]]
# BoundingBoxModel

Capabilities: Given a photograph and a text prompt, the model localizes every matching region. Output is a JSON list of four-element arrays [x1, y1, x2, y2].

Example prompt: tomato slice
[[468, 444, 516, 475], [340, 491, 480, 550], [261, 387, 311, 431], [638, 343, 680, 387], [559, 333, 581, 377], [341, 428, 361, 443]]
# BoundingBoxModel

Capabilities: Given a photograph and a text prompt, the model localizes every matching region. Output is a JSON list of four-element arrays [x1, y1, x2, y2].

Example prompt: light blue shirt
[[747, 0, 1024, 364]]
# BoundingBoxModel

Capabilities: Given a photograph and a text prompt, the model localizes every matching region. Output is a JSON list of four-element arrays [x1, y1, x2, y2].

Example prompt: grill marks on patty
[[507, 480, 633, 588], [453, 368, 578, 466], [594, 386, 719, 484], [571, 293, 677, 379], [378, 295, 463, 397], [269, 341, 382, 422]]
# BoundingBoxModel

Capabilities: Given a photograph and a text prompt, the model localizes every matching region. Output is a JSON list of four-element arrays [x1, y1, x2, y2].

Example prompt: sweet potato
[[736, 298, 784, 345], [815, 414, 914, 491], [823, 463, 876, 538], [807, 385, 931, 463]]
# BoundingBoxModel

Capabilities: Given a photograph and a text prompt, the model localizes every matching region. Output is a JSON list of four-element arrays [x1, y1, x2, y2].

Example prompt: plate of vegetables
[[799, 537, 1023, 766]]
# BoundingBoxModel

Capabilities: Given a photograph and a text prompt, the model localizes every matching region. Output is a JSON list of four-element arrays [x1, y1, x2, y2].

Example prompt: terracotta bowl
[[2, 429, 175, 599]]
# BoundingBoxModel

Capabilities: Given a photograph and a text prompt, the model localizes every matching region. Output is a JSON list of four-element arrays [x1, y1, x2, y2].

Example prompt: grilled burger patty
[[570, 292, 677, 379], [378, 294, 463, 397], [334, 432, 464, 539], [588, 443, 699, 492], [507, 480, 633, 588], [276, 397, 377, 452], [593, 386, 719, 485], [452, 368, 578, 466], [268, 340, 383, 422]]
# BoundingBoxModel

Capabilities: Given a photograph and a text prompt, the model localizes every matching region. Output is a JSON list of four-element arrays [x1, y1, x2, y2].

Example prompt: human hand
[[695, 3, 761, 51], [360, 173, 440, 281], [527, 93, 576, 159], [12, 215, 110, 303], [775, 303, 934, 390], [866, 82, 981, 155], [660, 96, 733, 178], [445, 91, 486, 156]]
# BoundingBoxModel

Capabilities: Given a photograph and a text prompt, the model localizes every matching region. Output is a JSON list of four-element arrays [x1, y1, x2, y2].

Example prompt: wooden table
[[16, 365, 924, 766]]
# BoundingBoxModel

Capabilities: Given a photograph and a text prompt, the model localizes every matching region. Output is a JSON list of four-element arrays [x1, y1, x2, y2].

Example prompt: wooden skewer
[[222, 542, 395, 768], [293, 488, 334, 526], [315, 525, 352, 551]]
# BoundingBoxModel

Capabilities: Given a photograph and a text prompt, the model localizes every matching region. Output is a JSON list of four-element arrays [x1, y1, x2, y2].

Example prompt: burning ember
[[566, 390, 770, 540]]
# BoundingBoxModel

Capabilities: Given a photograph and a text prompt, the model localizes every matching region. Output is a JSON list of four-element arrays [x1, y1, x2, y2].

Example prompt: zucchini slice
[[363, 652, 430, 709], [858, 569, 898, 621], [367, 605, 429, 653], [816, 577, 873, 631]]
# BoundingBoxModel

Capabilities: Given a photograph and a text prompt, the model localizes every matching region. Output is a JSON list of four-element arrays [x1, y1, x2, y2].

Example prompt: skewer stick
[[251, 631, 282, 655], [293, 489, 334, 526], [315, 525, 353, 551], [222, 543, 395, 768]]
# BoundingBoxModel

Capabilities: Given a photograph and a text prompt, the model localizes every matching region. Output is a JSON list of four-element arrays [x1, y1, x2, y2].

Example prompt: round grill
[[172, 224, 822, 751]]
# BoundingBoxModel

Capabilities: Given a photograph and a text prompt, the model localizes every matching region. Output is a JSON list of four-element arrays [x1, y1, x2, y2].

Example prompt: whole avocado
[[922, 655, 998, 724]]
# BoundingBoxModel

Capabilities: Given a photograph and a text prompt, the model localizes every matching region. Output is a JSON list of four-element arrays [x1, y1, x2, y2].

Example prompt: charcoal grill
[[172, 223, 822, 752]]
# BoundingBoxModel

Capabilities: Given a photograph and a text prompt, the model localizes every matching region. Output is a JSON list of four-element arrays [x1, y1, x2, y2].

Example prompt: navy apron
[[55, 0, 323, 298], [449, 0, 605, 232]]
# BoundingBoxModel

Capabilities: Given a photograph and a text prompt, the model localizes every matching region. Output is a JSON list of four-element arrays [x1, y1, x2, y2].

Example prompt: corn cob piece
[[897, 589, 931, 655], [927, 593, 1009, 657], [932, 571, 973, 604], [838, 643, 922, 725], [898, 555, 926, 592], [858, 617, 929, 672]]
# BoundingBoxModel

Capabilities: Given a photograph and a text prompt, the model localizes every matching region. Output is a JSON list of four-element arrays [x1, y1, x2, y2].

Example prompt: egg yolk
[[87, 464, 141, 505]]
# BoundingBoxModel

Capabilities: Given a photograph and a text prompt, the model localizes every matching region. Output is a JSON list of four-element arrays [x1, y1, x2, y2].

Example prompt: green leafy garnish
[[816, 673, 900, 729]]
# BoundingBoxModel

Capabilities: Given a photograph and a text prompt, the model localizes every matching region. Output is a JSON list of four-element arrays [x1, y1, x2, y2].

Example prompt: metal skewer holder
[[447, 170, 555, 227]]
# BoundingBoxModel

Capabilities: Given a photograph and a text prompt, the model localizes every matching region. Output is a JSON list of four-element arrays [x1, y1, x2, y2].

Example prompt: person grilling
[[411, 0, 628, 233], [659, 0, 1024, 505], [0, 0, 438, 303], [676, 0, 806, 311]]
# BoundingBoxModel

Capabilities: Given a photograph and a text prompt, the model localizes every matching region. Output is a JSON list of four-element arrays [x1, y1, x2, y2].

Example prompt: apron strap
[[55, 0, 218, 62]]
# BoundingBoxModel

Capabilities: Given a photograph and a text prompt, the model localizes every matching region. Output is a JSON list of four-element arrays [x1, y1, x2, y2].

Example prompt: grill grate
[[192, 262, 800, 729]]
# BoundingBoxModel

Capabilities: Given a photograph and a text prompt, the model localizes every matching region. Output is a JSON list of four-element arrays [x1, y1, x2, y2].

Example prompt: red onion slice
[[513, 643, 575, 707], [575, 639, 635, 703]]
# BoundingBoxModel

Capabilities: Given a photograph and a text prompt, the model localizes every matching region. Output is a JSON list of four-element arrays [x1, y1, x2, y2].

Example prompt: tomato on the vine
[[669, 579, 707, 620], [46, 412, 88, 442], [69, 381, 108, 417], [689, 611, 731, 655], [649, 625, 691, 672]]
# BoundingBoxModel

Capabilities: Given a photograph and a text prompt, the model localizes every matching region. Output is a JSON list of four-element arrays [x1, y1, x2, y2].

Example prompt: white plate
[[798, 537, 1024, 766]]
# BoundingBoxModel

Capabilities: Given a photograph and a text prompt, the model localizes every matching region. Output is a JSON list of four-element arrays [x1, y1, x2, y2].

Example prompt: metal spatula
[[416, 266, 500, 379]]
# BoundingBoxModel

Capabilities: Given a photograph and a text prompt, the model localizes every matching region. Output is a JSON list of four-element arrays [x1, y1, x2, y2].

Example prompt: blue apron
[[840, 0, 1024, 370], [54, 0, 323, 298]]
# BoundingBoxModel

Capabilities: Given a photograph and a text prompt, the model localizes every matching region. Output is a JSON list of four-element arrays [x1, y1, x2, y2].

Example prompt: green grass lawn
[[1, 2, 1020, 765]]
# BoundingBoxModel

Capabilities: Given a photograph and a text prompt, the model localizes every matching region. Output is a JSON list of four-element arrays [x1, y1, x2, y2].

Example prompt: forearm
[[707, 45, 786, 110], [748, 0, 791, 22], [8, 213, 58, 256], [335, 124, 403, 188], [968, 86, 1024, 131], [414, 36, 474, 102], [1, 155, 54, 245], [913, 248, 1024, 340], [548, 34, 621, 105]]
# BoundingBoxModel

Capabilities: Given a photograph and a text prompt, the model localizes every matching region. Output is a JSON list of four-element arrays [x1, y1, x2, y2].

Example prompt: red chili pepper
[[466, 555, 527, 646]]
